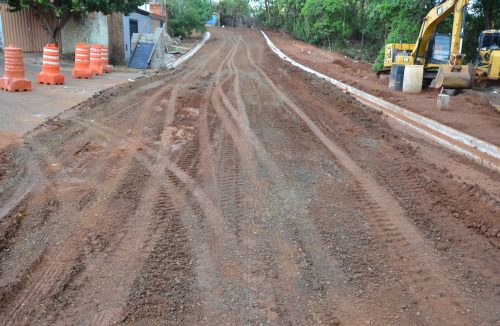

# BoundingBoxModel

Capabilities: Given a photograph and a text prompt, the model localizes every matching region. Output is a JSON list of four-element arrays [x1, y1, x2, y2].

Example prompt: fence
[[0, 4, 59, 52]]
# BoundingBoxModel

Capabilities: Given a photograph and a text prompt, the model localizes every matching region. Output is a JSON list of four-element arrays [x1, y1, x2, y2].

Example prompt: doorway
[[129, 19, 138, 44]]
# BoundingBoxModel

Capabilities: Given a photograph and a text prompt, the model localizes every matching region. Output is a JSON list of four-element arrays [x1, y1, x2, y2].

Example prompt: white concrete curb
[[261, 31, 500, 171], [167, 32, 211, 69]]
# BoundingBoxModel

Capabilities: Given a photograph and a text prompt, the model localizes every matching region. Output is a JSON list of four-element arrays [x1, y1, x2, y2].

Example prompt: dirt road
[[0, 28, 499, 325]]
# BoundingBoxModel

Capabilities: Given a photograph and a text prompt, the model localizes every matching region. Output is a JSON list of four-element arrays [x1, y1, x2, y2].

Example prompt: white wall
[[61, 12, 109, 55]]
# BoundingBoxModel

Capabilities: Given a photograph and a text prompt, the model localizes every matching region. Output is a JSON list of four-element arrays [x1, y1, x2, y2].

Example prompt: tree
[[472, 0, 500, 30], [218, 0, 251, 27], [166, 0, 213, 37], [6, 0, 147, 44], [255, 0, 436, 67]]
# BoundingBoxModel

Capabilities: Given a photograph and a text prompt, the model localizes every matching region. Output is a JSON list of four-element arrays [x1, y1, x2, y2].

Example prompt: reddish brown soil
[[0, 28, 498, 325], [266, 30, 500, 147]]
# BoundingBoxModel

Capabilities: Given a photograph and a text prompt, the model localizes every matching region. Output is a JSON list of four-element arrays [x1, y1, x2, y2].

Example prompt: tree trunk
[[265, 0, 270, 26], [53, 14, 72, 45], [483, 11, 492, 30], [360, 0, 365, 60], [32, 6, 73, 47], [481, 0, 492, 30]]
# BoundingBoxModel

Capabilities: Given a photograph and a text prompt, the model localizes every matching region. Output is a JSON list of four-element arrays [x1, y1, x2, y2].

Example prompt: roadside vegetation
[[252, 0, 499, 70], [165, 0, 213, 37], [217, 0, 253, 26]]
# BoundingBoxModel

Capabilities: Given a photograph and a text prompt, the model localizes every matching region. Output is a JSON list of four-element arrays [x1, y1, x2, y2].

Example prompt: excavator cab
[[425, 34, 451, 65], [425, 33, 471, 89], [475, 30, 500, 86], [477, 30, 500, 65]]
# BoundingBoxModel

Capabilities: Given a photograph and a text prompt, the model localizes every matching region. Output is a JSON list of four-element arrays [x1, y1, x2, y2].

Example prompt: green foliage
[[218, 0, 252, 17], [217, 0, 251, 27], [166, 0, 213, 37], [367, 0, 434, 70], [301, 0, 356, 45], [462, 0, 500, 64], [256, 0, 499, 70]]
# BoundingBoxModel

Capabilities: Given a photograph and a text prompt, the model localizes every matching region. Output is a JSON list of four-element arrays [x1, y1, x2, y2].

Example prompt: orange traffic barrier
[[89, 44, 103, 75], [101, 45, 111, 73], [37, 43, 64, 85], [0, 46, 32, 92], [72, 43, 92, 79]]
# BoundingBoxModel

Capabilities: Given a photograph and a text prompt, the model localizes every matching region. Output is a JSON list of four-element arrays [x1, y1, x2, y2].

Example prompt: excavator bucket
[[431, 64, 472, 89]]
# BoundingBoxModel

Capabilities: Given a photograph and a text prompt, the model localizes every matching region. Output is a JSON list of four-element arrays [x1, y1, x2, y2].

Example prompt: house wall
[[150, 17, 161, 31], [123, 12, 150, 62], [149, 4, 163, 16], [150, 16, 166, 31], [139, 3, 166, 16], [61, 12, 108, 55], [0, 14, 4, 50]]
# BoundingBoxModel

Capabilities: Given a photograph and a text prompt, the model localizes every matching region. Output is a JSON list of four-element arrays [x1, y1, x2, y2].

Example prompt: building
[[122, 9, 151, 63], [139, 0, 167, 17], [0, 2, 167, 65]]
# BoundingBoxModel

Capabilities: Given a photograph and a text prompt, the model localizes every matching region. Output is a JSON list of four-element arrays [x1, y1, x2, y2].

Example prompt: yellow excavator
[[380, 0, 472, 89], [475, 30, 500, 87]]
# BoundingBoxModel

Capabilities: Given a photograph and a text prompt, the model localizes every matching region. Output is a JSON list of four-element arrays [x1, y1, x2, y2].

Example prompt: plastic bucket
[[389, 64, 405, 91]]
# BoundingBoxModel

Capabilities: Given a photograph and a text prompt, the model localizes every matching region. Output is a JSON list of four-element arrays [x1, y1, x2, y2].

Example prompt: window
[[430, 34, 451, 64], [129, 19, 139, 44]]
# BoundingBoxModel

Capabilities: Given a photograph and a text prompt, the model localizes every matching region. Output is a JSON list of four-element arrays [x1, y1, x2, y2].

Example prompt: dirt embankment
[[266, 30, 500, 147]]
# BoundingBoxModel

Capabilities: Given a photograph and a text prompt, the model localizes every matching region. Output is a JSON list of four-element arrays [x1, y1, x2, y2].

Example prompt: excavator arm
[[449, 0, 468, 68], [413, 0, 469, 65], [381, 0, 472, 88], [419, 0, 472, 88]]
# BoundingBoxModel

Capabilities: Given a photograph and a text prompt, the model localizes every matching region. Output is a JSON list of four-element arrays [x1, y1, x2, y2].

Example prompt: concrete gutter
[[261, 31, 500, 172], [167, 32, 211, 69]]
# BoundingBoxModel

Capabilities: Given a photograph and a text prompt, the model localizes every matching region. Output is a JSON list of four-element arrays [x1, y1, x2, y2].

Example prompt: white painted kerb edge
[[261, 31, 500, 171], [167, 32, 211, 69]]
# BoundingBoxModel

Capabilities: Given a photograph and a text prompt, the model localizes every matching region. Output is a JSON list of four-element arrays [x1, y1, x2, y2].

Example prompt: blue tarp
[[206, 14, 217, 26], [128, 42, 155, 69]]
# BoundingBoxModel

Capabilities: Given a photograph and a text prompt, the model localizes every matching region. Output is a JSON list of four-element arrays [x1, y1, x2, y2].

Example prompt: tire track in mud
[[0, 140, 89, 323], [211, 39, 284, 323], [2, 29, 496, 325], [0, 134, 89, 309], [238, 39, 381, 324], [247, 38, 479, 324], [44, 35, 236, 324], [57, 93, 208, 322], [165, 34, 247, 323], [41, 33, 244, 324], [208, 35, 315, 324], [0, 56, 199, 324]]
